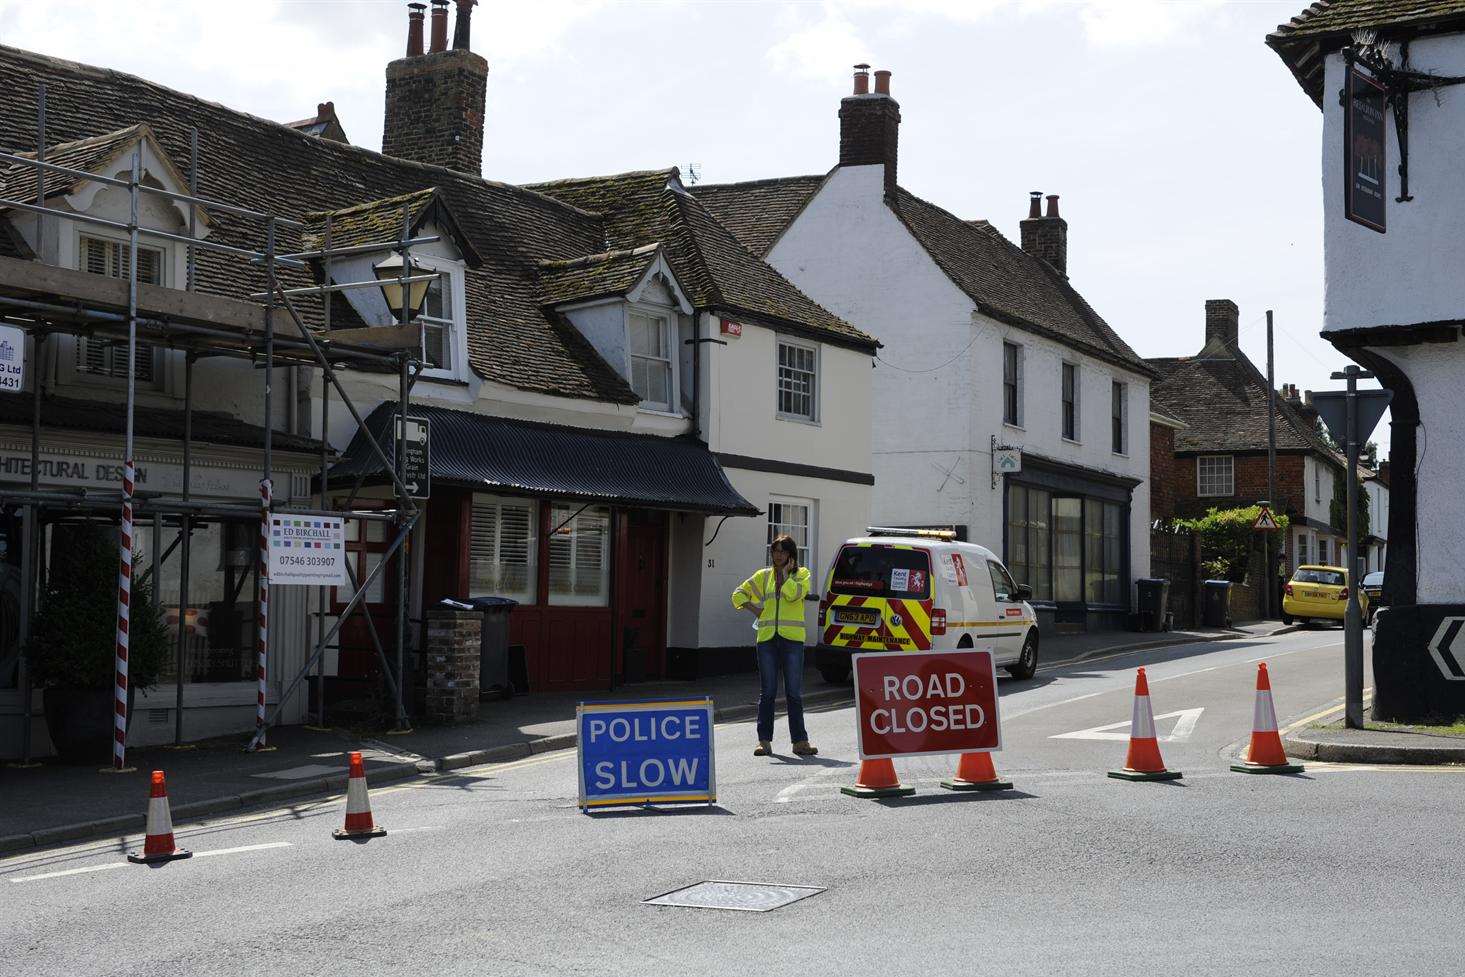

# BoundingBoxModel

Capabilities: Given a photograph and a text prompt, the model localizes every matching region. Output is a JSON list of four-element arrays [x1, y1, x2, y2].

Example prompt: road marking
[[1050, 708, 1204, 743], [8, 842, 291, 883], [385, 826, 441, 835], [1277, 689, 1374, 736]]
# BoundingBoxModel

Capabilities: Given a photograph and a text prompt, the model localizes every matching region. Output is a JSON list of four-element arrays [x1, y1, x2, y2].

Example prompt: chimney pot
[[406, 2, 426, 57], [1027, 191, 1042, 219], [852, 63, 870, 95], [1045, 194, 1060, 219], [873, 69, 892, 95], [1020, 190, 1068, 276], [317, 101, 333, 119], [838, 65, 901, 196], [452, 0, 477, 51], [429, 0, 449, 53]]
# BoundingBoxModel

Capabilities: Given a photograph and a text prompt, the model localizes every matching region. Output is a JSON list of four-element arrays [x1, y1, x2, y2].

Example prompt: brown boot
[[792, 740, 819, 756], [753, 741, 772, 756]]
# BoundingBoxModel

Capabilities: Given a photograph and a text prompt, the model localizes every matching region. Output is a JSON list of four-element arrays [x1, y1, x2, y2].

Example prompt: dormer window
[[421, 272, 454, 371], [629, 309, 674, 411], [77, 234, 163, 383]]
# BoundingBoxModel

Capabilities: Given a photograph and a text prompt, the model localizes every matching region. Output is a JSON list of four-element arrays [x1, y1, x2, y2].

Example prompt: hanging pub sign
[[1344, 63, 1388, 233]]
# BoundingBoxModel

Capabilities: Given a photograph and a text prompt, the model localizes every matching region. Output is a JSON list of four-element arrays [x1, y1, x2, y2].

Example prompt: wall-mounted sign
[[1344, 64, 1388, 233], [0, 325, 24, 393], [577, 697, 716, 811], [719, 318, 742, 338], [268, 513, 348, 586]]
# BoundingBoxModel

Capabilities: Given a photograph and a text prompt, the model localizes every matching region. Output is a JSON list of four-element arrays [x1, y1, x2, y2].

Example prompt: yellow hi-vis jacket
[[731, 565, 812, 643]]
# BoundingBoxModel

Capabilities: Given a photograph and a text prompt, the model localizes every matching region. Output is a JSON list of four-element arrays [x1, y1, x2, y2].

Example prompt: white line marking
[[8, 842, 291, 883], [1050, 708, 1204, 743], [385, 826, 440, 835], [193, 842, 292, 858]]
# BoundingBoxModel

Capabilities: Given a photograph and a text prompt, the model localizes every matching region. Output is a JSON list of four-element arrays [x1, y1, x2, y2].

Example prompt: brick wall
[[1171, 452, 1306, 524], [838, 94, 900, 195], [382, 49, 488, 174], [424, 606, 482, 723], [1149, 421, 1180, 522]]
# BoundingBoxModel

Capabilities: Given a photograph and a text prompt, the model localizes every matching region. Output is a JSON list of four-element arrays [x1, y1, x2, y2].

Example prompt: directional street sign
[[1427, 617, 1465, 681], [392, 414, 430, 500], [1253, 506, 1280, 532], [1050, 707, 1205, 743]]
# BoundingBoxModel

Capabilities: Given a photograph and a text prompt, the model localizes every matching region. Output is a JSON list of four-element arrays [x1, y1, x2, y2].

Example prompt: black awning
[[330, 402, 759, 516]]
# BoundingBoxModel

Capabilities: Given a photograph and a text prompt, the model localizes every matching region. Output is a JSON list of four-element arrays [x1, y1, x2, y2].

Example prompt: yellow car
[[1282, 565, 1367, 626]]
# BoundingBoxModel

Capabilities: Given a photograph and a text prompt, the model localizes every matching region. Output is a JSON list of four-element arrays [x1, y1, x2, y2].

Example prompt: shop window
[[1084, 499, 1124, 605], [768, 497, 814, 577], [148, 519, 257, 684], [1053, 497, 1083, 602], [1005, 484, 1052, 602], [469, 495, 537, 603], [548, 504, 610, 606]]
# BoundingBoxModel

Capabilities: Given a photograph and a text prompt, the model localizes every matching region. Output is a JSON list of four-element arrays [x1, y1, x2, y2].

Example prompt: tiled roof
[[535, 244, 660, 307], [0, 123, 147, 207], [528, 170, 875, 349], [300, 188, 482, 267], [1147, 340, 1338, 458], [1268, 1, 1465, 105], [691, 175, 826, 255], [692, 175, 1149, 374]]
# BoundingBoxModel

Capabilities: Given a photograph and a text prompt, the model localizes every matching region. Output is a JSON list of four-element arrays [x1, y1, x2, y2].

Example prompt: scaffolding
[[0, 85, 445, 765]]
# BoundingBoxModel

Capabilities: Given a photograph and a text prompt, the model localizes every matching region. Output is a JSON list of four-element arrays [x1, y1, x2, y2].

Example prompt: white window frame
[[547, 503, 611, 607], [626, 304, 678, 414], [1297, 532, 1309, 568], [73, 229, 167, 389], [767, 495, 816, 583], [468, 494, 538, 604], [1196, 455, 1234, 497], [409, 253, 469, 382], [1002, 341, 1024, 428], [776, 336, 820, 424], [1061, 360, 1080, 443], [1314, 460, 1322, 503], [1111, 380, 1128, 455]]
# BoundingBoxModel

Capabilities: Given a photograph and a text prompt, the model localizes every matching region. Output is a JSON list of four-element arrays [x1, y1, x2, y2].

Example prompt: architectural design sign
[[268, 513, 348, 586], [1344, 64, 1387, 233], [852, 648, 1001, 759], [0, 325, 24, 393], [577, 697, 716, 810]]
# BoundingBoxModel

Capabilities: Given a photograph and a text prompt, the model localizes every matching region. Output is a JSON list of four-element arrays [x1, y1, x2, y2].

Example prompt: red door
[[618, 511, 667, 683]]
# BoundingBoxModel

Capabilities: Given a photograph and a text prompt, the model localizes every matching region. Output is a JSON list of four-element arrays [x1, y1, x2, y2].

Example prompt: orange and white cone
[[941, 751, 1014, 792], [1108, 667, 1182, 782], [333, 751, 387, 839], [1231, 663, 1305, 774], [840, 757, 916, 799], [127, 770, 193, 864]]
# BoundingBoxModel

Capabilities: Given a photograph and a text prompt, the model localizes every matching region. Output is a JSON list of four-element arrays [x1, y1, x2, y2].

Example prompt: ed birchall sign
[[577, 697, 716, 810], [852, 649, 1001, 759]]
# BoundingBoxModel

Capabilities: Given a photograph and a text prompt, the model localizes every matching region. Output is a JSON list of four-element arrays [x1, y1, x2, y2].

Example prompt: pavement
[[0, 621, 1278, 854], [8, 628, 1463, 977], [1286, 716, 1465, 764]]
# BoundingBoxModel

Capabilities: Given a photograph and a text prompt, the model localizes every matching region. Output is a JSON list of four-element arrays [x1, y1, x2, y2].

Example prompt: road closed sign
[[852, 649, 1002, 759], [577, 697, 716, 811]]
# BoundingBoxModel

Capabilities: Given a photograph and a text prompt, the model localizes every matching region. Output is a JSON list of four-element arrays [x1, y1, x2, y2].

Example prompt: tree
[[1362, 440, 1380, 470], [1172, 505, 1290, 583], [1330, 468, 1371, 541]]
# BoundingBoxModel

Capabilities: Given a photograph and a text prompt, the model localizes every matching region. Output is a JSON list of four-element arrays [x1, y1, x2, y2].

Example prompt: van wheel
[[1007, 634, 1038, 680], [956, 635, 974, 649], [819, 664, 851, 685]]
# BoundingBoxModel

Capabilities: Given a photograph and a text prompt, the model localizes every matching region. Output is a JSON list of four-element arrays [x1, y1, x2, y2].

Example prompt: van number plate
[[835, 608, 879, 626]]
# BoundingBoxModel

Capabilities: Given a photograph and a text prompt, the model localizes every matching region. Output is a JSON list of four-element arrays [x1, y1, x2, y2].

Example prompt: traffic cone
[[1107, 668, 1183, 782], [941, 751, 1014, 792], [332, 751, 387, 839], [127, 771, 193, 864], [840, 757, 916, 798], [1231, 663, 1305, 774]]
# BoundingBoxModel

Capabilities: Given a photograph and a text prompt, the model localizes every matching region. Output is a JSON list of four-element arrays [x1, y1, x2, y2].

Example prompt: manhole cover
[[643, 880, 825, 912]]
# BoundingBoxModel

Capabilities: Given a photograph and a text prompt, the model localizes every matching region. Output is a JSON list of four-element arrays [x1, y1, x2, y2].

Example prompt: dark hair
[[770, 534, 798, 560]]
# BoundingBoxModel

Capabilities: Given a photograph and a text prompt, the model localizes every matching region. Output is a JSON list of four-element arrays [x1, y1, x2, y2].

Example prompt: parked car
[[1282, 565, 1367, 626], [1361, 570, 1385, 624], [813, 528, 1039, 684]]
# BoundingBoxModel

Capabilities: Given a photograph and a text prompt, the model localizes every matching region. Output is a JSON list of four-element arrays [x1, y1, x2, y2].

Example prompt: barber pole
[[112, 460, 134, 771], [252, 477, 271, 749]]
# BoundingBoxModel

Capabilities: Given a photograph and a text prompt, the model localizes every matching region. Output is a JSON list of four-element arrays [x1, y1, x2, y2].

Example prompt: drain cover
[[643, 880, 825, 912]]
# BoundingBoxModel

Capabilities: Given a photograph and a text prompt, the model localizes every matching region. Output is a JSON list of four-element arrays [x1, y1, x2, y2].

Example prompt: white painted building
[[1269, 0, 1465, 719], [696, 66, 1154, 633]]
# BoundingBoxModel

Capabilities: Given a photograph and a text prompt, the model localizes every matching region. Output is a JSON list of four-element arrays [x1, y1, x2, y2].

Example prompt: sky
[[0, 0, 1388, 453]]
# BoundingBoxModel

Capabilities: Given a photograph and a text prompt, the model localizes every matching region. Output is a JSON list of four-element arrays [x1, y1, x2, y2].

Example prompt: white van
[[813, 528, 1040, 684]]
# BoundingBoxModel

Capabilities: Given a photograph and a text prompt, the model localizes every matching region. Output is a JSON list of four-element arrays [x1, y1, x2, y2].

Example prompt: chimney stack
[[383, 0, 489, 174], [406, 2, 426, 57], [1020, 191, 1068, 276], [1204, 299, 1240, 349], [838, 64, 901, 197], [429, 0, 449, 53]]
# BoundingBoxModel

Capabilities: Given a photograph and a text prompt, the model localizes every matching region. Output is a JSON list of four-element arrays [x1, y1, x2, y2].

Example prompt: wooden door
[[618, 511, 667, 683]]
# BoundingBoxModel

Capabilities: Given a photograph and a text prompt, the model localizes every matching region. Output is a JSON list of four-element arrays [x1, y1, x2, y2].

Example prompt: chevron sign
[[1427, 617, 1465, 681]]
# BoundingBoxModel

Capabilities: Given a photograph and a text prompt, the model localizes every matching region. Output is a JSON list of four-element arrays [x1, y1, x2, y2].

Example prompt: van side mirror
[[1012, 584, 1033, 602]]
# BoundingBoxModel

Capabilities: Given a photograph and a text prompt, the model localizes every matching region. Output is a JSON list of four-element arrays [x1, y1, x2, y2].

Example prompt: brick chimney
[[382, 0, 488, 174], [838, 64, 901, 197], [1019, 192, 1068, 276], [1204, 298, 1239, 349]]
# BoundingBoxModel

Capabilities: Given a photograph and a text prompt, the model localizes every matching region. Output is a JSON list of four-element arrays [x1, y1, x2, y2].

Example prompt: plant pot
[[42, 685, 136, 764]]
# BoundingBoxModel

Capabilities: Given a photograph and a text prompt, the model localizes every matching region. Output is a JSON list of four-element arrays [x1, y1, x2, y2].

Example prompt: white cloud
[[764, 3, 869, 80]]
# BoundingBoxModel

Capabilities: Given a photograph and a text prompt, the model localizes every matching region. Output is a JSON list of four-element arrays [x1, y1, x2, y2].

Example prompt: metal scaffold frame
[[0, 85, 445, 766]]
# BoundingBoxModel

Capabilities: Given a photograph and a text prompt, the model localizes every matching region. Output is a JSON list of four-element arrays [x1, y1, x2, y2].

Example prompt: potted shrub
[[27, 528, 169, 763]]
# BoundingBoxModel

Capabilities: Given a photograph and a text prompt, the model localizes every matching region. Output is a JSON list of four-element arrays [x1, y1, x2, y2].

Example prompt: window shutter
[[470, 499, 500, 593]]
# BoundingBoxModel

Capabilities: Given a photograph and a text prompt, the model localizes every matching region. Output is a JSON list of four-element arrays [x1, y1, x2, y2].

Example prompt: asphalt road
[[4, 628, 1461, 977]]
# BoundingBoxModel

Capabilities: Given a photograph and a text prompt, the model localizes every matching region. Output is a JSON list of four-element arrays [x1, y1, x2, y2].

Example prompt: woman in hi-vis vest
[[730, 534, 818, 757]]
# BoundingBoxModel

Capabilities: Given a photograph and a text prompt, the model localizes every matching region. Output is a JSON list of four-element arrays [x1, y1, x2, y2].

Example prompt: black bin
[[1135, 578, 1170, 632], [467, 597, 518, 697], [1202, 580, 1232, 628]]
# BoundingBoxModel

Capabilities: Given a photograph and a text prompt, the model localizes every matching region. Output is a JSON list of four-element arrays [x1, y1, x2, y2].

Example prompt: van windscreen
[[829, 545, 931, 599]]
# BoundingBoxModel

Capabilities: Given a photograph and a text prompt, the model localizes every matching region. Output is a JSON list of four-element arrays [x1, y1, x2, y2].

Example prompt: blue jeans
[[756, 635, 808, 743]]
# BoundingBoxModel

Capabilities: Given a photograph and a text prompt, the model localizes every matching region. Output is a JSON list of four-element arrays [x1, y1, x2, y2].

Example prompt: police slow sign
[[577, 697, 716, 811], [852, 649, 1001, 759]]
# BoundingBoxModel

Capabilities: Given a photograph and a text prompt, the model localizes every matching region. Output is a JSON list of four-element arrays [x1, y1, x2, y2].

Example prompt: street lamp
[[373, 252, 430, 323]]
